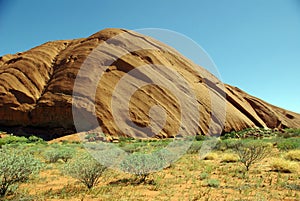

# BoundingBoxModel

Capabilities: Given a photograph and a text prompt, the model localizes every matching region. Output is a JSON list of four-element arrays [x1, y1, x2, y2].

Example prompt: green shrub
[[118, 136, 135, 143], [84, 133, 97, 141], [221, 131, 239, 140], [219, 139, 239, 150], [221, 128, 275, 140], [26, 143, 48, 154], [0, 135, 45, 148], [187, 141, 203, 154], [195, 135, 206, 141], [199, 172, 209, 180], [0, 135, 28, 146], [121, 143, 141, 153], [28, 135, 44, 143], [63, 153, 107, 189], [277, 138, 300, 151], [207, 179, 220, 188], [282, 128, 300, 137], [43, 149, 61, 163], [43, 147, 74, 163], [120, 153, 164, 183], [0, 149, 42, 197], [232, 141, 271, 171], [59, 148, 74, 163]]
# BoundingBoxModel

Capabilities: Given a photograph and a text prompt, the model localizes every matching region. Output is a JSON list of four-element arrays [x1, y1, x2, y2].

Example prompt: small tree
[[0, 149, 42, 197], [232, 141, 270, 171], [63, 153, 107, 189]]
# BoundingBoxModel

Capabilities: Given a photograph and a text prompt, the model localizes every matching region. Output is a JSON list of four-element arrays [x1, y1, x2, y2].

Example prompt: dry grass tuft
[[284, 150, 300, 161], [203, 152, 218, 160], [270, 158, 299, 173], [221, 153, 239, 163]]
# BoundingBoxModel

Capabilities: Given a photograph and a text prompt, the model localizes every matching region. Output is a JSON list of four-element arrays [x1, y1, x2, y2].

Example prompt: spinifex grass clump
[[270, 158, 299, 173], [285, 150, 300, 161], [0, 148, 42, 197]]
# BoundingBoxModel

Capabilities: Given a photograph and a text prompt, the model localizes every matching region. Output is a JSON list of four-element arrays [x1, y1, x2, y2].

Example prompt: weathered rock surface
[[0, 28, 299, 140]]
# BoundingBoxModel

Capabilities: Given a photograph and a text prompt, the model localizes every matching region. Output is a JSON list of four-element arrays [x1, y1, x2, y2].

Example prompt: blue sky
[[1, 0, 300, 113]]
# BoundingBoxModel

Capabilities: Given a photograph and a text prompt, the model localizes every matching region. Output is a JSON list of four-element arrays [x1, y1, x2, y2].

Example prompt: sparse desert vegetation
[[63, 153, 107, 189], [0, 128, 299, 200]]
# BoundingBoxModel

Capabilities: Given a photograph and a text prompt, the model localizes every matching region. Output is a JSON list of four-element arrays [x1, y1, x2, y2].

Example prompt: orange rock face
[[0, 28, 299, 140]]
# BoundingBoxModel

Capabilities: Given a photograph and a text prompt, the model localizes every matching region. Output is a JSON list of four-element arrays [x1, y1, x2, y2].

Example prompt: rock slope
[[0, 28, 299, 140]]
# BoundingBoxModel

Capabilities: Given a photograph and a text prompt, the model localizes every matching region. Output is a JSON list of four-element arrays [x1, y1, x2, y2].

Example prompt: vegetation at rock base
[[0, 128, 299, 200], [0, 134, 45, 147], [0, 148, 42, 197]]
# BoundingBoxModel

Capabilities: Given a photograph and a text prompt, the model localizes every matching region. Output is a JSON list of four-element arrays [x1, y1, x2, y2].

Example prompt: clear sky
[[1, 0, 300, 113]]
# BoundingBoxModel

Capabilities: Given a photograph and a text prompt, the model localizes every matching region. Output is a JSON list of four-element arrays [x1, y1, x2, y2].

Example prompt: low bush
[[63, 153, 107, 189], [199, 172, 209, 180], [0, 135, 45, 148], [28, 135, 45, 143], [0, 149, 42, 197], [218, 139, 239, 151], [121, 143, 142, 153], [221, 128, 274, 140], [195, 135, 206, 141], [118, 136, 135, 144], [207, 179, 220, 188], [282, 128, 300, 138], [221, 131, 240, 140], [277, 138, 300, 151], [43, 147, 74, 163], [43, 149, 61, 163], [187, 141, 202, 154], [120, 153, 165, 183], [84, 133, 106, 142], [0, 135, 28, 146], [60, 148, 74, 163]]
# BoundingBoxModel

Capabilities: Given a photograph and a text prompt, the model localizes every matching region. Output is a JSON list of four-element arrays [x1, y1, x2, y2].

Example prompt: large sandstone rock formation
[[0, 28, 299, 140]]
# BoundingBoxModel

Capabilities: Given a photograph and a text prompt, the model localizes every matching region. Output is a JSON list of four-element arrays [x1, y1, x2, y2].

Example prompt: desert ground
[[0, 128, 299, 201]]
